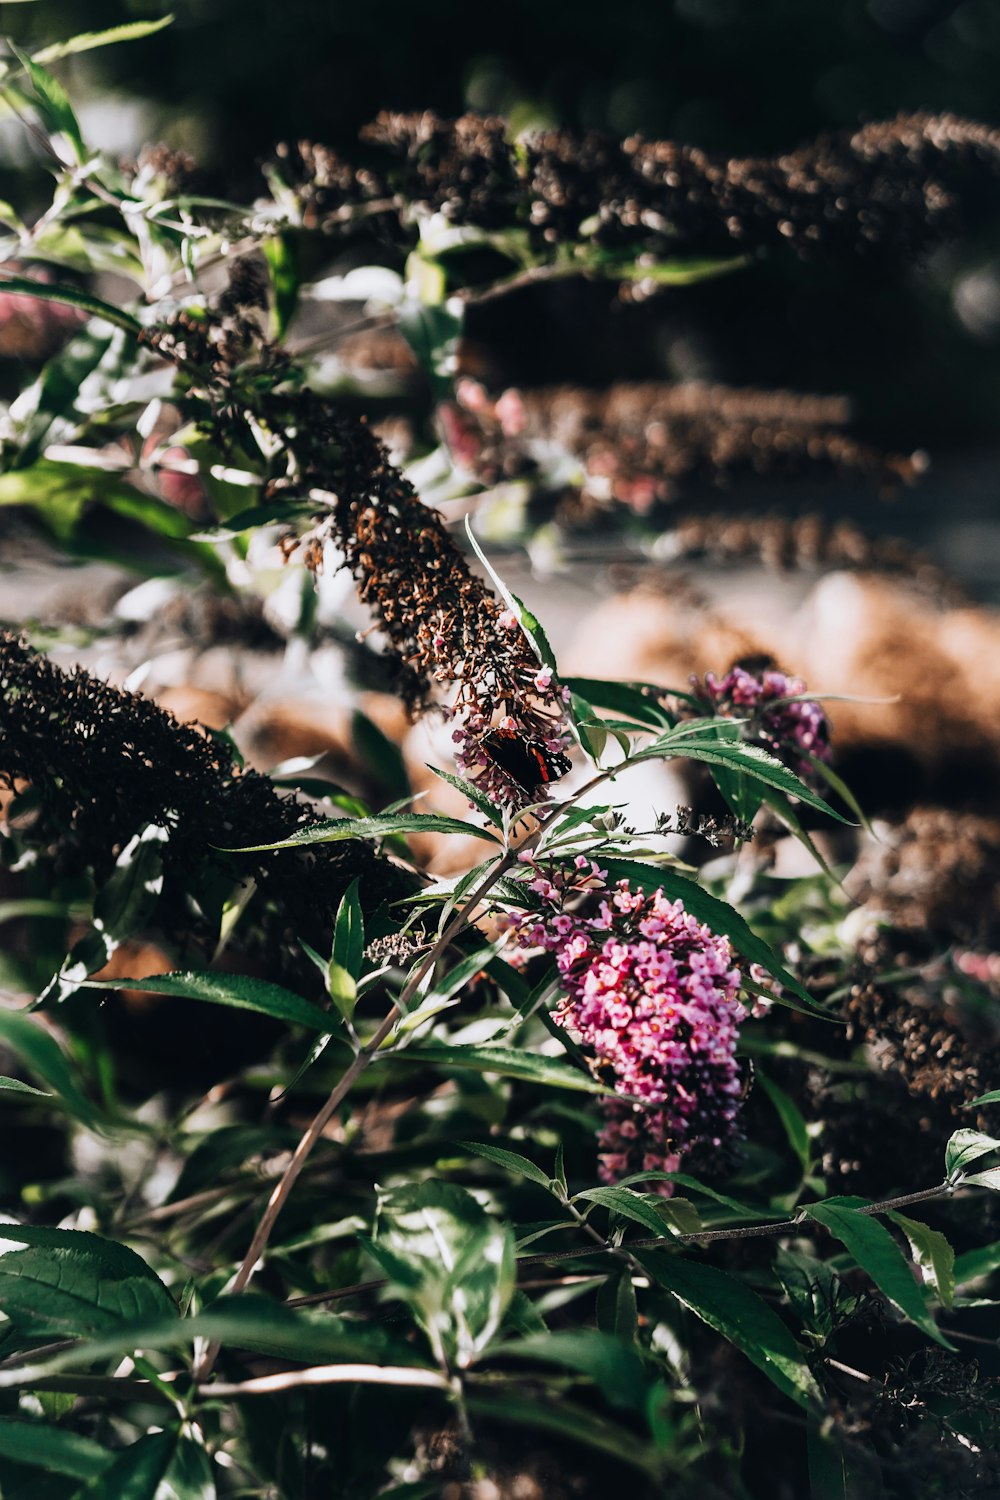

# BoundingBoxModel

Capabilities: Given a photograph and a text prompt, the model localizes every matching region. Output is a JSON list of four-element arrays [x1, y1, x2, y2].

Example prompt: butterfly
[[482, 726, 572, 792]]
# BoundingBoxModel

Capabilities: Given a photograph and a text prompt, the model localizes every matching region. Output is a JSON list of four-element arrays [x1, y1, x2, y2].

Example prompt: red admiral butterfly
[[482, 727, 572, 792]]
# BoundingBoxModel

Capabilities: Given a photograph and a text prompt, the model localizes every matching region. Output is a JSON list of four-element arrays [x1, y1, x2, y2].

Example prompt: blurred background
[[1, 0, 999, 593]]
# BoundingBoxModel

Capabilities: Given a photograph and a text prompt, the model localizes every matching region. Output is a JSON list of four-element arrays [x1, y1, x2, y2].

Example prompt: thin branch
[[201, 1363, 450, 1398], [195, 844, 521, 1380], [284, 1179, 957, 1302]]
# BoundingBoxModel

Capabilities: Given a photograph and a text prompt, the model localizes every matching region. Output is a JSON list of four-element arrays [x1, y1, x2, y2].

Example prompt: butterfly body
[[482, 727, 572, 792]]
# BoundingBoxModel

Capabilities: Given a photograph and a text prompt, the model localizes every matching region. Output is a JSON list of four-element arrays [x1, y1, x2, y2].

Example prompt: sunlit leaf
[[221, 811, 502, 851]]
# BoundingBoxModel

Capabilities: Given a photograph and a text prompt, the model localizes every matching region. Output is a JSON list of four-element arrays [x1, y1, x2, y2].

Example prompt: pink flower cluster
[[506, 864, 746, 1189], [689, 664, 831, 780]]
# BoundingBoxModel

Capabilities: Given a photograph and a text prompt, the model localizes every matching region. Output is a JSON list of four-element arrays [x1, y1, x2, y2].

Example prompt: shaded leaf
[[465, 1390, 656, 1474], [888, 1212, 955, 1310], [460, 1141, 552, 1190], [0, 1419, 110, 1480], [757, 1071, 811, 1171], [595, 1271, 638, 1341], [486, 1329, 646, 1410], [804, 1201, 952, 1347], [83, 970, 331, 1032], [0, 1009, 101, 1127], [575, 1185, 679, 1238], [73, 1429, 214, 1500], [639, 1252, 822, 1408]]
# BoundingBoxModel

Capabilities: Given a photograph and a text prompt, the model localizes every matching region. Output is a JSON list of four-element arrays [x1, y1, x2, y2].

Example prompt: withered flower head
[[269, 111, 1000, 265], [0, 631, 411, 951], [443, 379, 921, 507], [147, 278, 572, 810]]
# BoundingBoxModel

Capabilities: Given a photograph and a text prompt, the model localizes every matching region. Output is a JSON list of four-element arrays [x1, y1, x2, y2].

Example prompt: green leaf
[[0, 1076, 51, 1099], [638, 1251, 822, 1408], [396, 941, 506, 1038], [511, 593, 557, 673], [367, 1181, 514, 1368], [3, 319, 119, 468], [72, 1429, 214, 1500], [397, 295, 463, 398], [486, 1329, 647, 1410], [462, 518, 558, 672], [562, 678, 672, 729], [351, 710, 410, 802], [575, 1186, 678, 1238], [0, 273, 142, 337], [0, 1009, 101, 1127], [634, 736, 851, 824], [964, 1089, 1000, 1109], [959, 1166, 1000, 1191], [32, 17, 175, 65], [804, 1202, 952, 1347], [945, 1128, 1000, 1179], [193, 499, 315, 537], [954, 1240, 1000, 1285], [619, 1171, 786, 1221], [0, 1419, 111, 1481], [83, 971, 331, 1032], [887, 1212, 955, 1310], [6, 51, 85, 161], [459, 1141, 553, 1190], [0, 1294, 422, 1388], [597, 857, 831, 1019], [612, 251, 750, 286], [464, 1390, 656, 1474], [805, 753, 873, 834], [42, 821, 168, 1005], [386, 1042, 610, 1094], [595, 1271, 638, 1341], [774, 1248, 842, 1347], [222, 811, 501, 851], [327, 877, 364, 1020], [0, 1224, 176, 1340], [757, 1071, 811, 1171], [0, 462, 179, 548], [262, 231, 299, 341], [807, 1422, 845, 1500], [426, 765, 504, 827]]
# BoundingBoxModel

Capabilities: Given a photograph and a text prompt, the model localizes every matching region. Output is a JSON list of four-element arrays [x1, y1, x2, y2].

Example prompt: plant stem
[[516, 1180, 955, 1266], [196, 844, 520, 1381], [283, 1179, 957, 1302]]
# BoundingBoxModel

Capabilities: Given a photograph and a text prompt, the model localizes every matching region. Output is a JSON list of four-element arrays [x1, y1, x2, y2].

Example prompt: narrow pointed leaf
[[385, 1042, 610, 1093], [460, 1141, 552, 1189], [222, 811, 501, 851], [83, 971, 331, 1032], [638, 1251, 821, 1408], [804, 1201, 952, 1347]]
